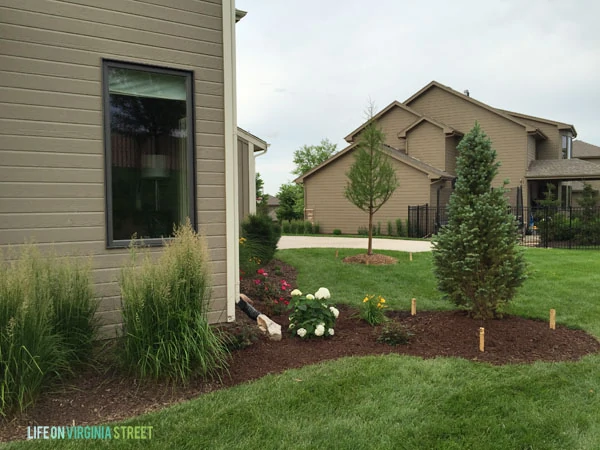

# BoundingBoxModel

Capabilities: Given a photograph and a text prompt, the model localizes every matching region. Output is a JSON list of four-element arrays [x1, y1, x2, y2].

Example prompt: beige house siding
[[304, 149, 431, 234], [407, 86, 528, 205], [510, 116, 561, 160], [0, 0, 229, 336], [406, 121, 445, 170], [374, 106, 419, 151], [445, 136, 460, 175]]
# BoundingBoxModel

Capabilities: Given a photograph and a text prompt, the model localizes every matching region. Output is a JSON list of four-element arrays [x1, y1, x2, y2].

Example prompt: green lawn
[[5, 248, 600, 449]]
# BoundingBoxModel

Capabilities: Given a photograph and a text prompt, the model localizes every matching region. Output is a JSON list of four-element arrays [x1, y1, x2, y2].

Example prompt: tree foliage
[[432, 123, 526, 319], [344, 107, 398, 255], [292, 139, 338, 177], [577, 182, 599, 218], [276, 182, 304, 222], [255, 173, 268, 216]]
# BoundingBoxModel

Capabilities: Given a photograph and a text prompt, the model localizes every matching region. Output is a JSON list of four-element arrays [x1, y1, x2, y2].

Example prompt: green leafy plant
[[288, 288, 338, 338], [119, 221, 229, 383], [357, 226, 368, 236], [243, 267, 291, 316], [313, 222, 321, 234], [221, 322, 261, 351], [396, 218, 403, 237], [360, 294, 388, 326], [377, 322, 412, 346], [333, 229, 342, 235], [304, 221, 314, 234], [387, 221, 393, 236]]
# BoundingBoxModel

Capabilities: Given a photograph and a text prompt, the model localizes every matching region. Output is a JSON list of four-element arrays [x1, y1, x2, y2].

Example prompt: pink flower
[[257, 268, 268, 276], [253, 279, 261, 285], [284, 300, 290, 306]]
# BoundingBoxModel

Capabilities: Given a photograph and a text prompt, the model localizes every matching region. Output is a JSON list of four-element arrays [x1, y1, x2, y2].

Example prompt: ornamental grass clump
[[360, 294, 387, 326], [288, 288, 338, 338], [0, 245, 97, 417], [119, 221, 229, 383]]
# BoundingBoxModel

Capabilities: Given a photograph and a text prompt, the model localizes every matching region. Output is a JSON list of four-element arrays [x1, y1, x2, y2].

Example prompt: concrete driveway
[[278, 236, 432, 252]]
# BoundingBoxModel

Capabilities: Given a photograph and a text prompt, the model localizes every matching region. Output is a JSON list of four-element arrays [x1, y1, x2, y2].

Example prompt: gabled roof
[[343, 101, 421, 143], [237, 127, 268, 152], [573, 140, 600, 159], [497, 109, 577, 137], [526, 158, 600, 180], [294, 142, 453, 184], [403, 81, 540, 134], [397, 116, 463, 139]]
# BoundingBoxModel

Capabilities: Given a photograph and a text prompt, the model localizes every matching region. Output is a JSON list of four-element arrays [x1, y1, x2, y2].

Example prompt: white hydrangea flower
[[297, 328, 307, 338], [314, 324, 325, 337], [328, 328, 334, 336], [329, 306, 339, 319], [291, 289, 302, 297], [306, 294, 315, 300], [315, 287, 331, 300]]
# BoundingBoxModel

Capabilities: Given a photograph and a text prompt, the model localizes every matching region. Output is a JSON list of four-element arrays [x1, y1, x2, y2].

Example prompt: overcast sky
[[235, 0, 600, 196]]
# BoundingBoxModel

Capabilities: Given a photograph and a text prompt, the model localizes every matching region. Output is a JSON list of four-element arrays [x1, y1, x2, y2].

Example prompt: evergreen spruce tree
[[432, 123, 526, 319]]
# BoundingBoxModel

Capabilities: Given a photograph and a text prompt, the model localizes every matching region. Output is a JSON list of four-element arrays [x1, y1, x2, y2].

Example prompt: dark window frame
[[102, 59, 196, 248]]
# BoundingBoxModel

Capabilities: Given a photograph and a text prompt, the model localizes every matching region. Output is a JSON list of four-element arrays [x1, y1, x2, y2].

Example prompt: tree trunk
[[367, 207, 373, 255]]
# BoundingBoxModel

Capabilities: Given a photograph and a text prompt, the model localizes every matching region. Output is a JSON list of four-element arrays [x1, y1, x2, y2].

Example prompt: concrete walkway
[[278, 236, 432, 252]]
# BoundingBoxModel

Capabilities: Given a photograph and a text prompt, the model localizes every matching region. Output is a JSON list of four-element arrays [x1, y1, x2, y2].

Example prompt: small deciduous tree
[[292, 139, 338, 177], [276, 182, 304, 222], [577, 182, 599, 219], [432, 123, 526, 319], [344, 106, 398, 255]]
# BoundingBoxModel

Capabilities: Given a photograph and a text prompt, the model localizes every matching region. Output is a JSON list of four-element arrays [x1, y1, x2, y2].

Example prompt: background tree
[[255, 173, 269, 216], [276, 182, 304, 222], [292, 139, 338, 177], [577, 182, 599, 219], [432, 123, 526, 319], [344, 106, 398, 255]]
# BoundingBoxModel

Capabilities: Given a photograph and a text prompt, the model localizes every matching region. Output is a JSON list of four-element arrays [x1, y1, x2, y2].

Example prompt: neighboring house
[[266, 195, 280, 221], [0, 1, 245, 336], [571, 140, 600, 204], [237, 127, 268, 220], [296, 81, 600, 234]]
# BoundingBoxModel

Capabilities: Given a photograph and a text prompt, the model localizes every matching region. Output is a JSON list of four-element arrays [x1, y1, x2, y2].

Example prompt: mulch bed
[[2, 259, 599, 442], [342, 253, 398, 265]]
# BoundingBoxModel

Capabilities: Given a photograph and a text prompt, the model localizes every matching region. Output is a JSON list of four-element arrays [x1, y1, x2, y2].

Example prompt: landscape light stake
[[335, 250, 339, 259], [409, 252, 413, 261], [479, 327, 485, 352], [550, 309, 556, 330], [411, 298, 416, 316]]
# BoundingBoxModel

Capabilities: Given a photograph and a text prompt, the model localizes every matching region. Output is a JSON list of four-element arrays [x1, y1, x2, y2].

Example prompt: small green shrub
[[387, 221, 393, 236], [377, 322, 412, 346], [404, 219, 410, 237], [396, 219, 403, 237], [282, 221, 291, 234], [360, 294, 388, 326], [313, 222, 321, 234], [357, 226, 368, 236], [119, 221, 229, 382], [377, 222, 382, 236], [289, 221, 298, 234], [304, 221, 314, 234], [241, 213, 281, 264], [288, 288, 338, 338], [222, 322, 261, 351], [333, 229, 342, 235]]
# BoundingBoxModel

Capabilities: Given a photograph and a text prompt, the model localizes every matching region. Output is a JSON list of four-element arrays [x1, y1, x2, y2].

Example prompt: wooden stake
[[409, 252, 413, 261], [335, 250, 338, 259], [479, 327, 485, 352], [550, 309, 556, 330], [411, 298, 416, 316]]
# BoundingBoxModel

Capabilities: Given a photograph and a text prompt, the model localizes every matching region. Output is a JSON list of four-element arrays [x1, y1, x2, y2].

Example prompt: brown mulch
[[342, 253, 398, 265], [2, 260, 599, 442]]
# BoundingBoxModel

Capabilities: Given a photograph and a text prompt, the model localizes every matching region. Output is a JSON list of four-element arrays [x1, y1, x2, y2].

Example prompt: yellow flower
[[239, 237, 247, 244], [363, 297, 369, 303], [379, 298, 385, 303]]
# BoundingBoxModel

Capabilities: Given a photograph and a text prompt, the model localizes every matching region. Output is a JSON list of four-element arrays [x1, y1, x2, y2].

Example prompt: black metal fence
[[408, 204, 600, 249]]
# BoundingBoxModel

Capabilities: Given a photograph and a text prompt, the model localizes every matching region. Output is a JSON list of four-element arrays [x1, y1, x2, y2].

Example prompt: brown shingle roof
[[573, 140, 600, 159], [383, 145, 454, 180], [526, 159, 600, 180]]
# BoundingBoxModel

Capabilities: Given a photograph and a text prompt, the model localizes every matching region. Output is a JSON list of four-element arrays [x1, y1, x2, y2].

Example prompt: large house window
[[103, 61, 195, 247], [561, 135, 572, 159]]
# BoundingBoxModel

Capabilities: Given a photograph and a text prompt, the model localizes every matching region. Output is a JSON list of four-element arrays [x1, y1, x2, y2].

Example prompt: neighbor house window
[[103, 61, 195, 247], [561, 135, 572, 159]]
